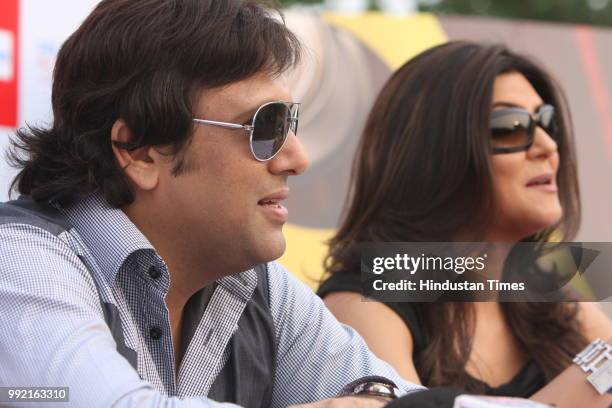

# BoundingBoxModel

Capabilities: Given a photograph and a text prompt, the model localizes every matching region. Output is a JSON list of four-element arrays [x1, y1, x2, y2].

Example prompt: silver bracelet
[[573, 338, 612, 395]]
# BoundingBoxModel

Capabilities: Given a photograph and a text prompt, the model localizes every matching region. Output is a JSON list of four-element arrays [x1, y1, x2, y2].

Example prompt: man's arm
[[323, 291, 421, 383], [0, 224, 238, 408], [266, 262, 424, 408]]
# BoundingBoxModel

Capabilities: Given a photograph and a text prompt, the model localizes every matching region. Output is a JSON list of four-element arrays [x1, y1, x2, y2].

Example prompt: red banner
[[0, 0, 18, 127]]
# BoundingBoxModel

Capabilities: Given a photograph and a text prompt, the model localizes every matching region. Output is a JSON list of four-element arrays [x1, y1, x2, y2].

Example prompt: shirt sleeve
[[0, 224, 240, 408], [266, 261, 425, 407]]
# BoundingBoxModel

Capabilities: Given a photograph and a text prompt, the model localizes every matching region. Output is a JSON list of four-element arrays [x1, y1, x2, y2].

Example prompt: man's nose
[[267, 131, 310, 176]]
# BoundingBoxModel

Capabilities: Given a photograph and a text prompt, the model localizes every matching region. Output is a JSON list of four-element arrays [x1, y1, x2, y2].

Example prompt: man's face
[[155, 73, 309, 273]]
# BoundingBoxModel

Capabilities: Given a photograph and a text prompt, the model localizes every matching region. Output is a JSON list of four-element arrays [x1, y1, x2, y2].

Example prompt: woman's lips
[[526, 174, 557, 193], [527, 183, 558, 193]]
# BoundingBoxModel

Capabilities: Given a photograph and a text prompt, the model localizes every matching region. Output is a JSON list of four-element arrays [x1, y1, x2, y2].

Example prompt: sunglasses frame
[[490, 104, 557, 154], [192, 101, 299, 162]]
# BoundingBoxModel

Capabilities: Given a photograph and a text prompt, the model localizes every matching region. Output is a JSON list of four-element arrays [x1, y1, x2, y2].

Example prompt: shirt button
[[149, 326, 162, 340], [148, 266, 161, 280]]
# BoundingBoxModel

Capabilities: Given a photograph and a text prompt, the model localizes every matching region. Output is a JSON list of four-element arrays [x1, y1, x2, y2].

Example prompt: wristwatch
[[339, 376, 400, 400], [573, 338, 612, 395]]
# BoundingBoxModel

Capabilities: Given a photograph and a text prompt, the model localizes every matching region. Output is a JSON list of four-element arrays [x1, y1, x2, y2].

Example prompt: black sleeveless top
[[318, 272, 547, 398]]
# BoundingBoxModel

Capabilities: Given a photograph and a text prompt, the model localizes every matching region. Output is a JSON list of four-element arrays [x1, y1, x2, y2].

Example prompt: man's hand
[[290, 396, 390, 408]]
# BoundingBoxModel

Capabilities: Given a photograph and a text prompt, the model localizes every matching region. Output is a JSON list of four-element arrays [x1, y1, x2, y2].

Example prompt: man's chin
[[251, 233, 286, 266]]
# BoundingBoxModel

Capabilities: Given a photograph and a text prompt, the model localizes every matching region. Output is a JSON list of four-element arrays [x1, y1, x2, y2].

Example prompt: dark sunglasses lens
[[539, 106, 558, 138], [252, 103, 290, 160], [490, 111, 531, 150]]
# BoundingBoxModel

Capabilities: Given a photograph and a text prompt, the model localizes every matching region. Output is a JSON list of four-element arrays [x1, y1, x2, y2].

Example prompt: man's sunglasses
[[192, 101, 299, 161], [490, 104, 558, 154]]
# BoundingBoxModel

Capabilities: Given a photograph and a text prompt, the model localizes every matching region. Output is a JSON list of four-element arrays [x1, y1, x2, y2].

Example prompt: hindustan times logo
[[371, 253, 488, 275]]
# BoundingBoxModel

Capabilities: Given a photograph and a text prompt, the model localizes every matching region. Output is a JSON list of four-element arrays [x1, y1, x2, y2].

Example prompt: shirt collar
[[217, 270, 258, 302], [59, 192, 161, 284]]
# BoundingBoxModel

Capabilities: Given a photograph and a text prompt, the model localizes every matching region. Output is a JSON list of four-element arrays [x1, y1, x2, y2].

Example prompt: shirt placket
[[176, 272, 257, 398], [122, 257, 178, 395]]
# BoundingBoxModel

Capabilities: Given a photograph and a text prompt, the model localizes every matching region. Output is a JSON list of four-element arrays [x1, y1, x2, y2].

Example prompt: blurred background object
[[324, 0, 369, 12], [286, 0, 612, 27], [1, 0, 611, 295]]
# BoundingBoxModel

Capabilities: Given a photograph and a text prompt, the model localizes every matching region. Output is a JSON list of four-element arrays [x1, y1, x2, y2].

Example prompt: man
[[0, 0, 422, 407]]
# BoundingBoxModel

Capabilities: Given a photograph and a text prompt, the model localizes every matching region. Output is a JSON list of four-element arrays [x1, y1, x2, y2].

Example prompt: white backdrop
[[18, 0, 98, 125], [0, 127, 15, 201], [0, 0, 99, 201]]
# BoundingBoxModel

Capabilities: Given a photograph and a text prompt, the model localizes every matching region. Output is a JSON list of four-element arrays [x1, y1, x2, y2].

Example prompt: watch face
[[356, 382, 399, 399]]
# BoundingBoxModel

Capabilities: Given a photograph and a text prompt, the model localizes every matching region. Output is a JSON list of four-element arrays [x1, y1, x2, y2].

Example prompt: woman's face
[[489, 71, 562, 241]]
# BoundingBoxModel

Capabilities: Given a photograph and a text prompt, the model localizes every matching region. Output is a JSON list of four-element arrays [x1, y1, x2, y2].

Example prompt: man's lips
[[257, 189, 289, 205], [257, 189, 289, 222]]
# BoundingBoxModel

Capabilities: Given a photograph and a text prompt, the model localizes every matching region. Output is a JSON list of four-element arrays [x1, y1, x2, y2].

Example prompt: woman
[[318, 41, 612, 399]]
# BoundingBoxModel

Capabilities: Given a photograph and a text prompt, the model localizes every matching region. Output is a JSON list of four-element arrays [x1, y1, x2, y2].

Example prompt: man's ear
[[110, 119, 160, 191]]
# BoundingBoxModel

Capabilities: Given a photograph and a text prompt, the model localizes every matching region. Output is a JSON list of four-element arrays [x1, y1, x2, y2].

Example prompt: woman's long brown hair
[[324, 41, 587, 392]]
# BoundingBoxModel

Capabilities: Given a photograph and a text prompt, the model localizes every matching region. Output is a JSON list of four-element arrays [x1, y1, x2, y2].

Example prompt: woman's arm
[[530, 351, 612, 408], [530, 303, 612, 408], [323, 291, 421, 384]]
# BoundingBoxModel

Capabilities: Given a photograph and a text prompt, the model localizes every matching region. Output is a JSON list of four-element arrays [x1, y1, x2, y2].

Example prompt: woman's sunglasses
[[192, 101, 299, 161], [490, 104, 558, 154]]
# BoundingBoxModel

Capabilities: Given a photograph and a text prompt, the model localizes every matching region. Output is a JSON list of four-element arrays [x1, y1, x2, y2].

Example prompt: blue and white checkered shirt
[[0, 193, 423, 407]]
